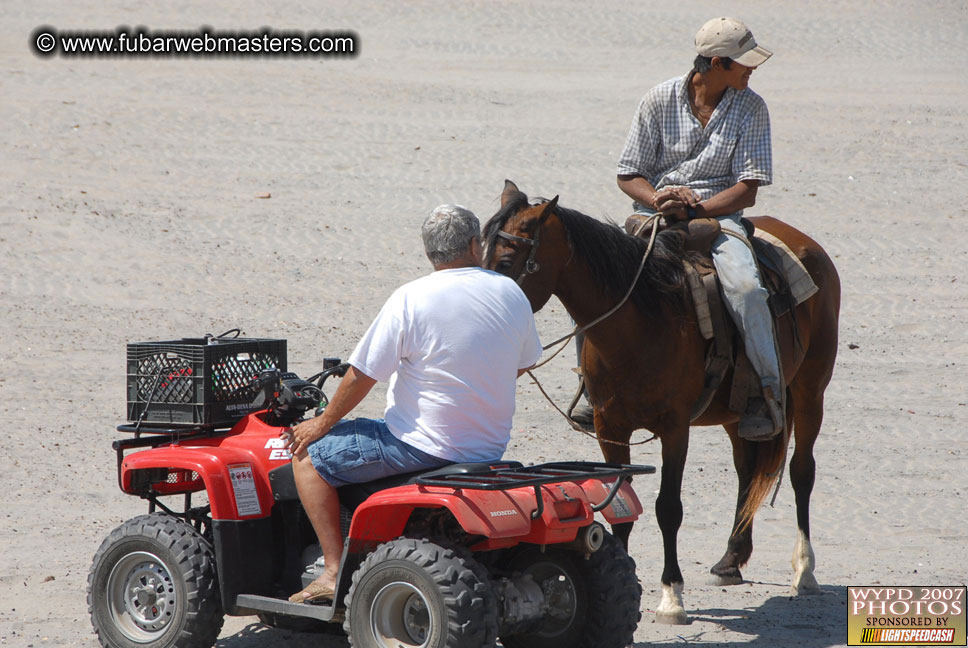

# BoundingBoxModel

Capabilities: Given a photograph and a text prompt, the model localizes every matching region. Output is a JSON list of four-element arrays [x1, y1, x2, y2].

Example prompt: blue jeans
[[307, 418, 451, 487], [711, 215, 782, 394]]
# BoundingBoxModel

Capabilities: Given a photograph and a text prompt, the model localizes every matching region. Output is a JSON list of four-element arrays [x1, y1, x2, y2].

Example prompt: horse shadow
[[633, 584, 848, 648]]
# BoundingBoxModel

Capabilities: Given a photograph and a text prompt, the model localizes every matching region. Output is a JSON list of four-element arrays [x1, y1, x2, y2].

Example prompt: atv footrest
[[235, 594, 337, 622]]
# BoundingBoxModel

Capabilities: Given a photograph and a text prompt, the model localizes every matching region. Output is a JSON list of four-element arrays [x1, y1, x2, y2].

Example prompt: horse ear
[[501, 179, 523, 207], [538, 195, 559, 224]]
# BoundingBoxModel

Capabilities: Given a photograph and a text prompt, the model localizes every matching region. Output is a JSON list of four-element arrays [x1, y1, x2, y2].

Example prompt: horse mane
[[484, 193, 689, 314]]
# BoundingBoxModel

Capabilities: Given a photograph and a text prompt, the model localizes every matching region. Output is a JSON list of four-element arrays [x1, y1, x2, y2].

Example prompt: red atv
[[89, 343, 654, 648]]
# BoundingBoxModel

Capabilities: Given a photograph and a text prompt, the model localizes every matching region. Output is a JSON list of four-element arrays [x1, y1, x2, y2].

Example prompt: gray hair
[[421, 204, 480, 265]]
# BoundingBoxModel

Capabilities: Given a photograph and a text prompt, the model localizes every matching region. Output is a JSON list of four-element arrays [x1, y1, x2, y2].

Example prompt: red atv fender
[[118, 414, 290, 520], [348, 477, 643, 551], [120, 446, 274, 519]]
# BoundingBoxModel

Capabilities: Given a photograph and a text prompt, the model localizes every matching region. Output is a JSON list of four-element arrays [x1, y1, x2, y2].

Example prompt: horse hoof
[[710, 573, 744, 586], [709, 563, 744, 586], [655, 609, 689, 625], [790, 532, 820, 596], [791, 580, 822, 596], [656, 582, 688, 625]]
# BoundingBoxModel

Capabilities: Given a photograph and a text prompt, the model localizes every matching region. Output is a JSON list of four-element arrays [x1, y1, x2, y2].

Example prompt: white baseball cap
[[695, 17, 772, 68]]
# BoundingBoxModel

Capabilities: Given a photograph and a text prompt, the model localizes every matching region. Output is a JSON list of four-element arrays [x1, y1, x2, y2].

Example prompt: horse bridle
[[495, 227, 541, 286]]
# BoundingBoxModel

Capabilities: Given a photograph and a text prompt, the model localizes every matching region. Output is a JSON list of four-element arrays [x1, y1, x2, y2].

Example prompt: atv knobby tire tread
[[343, 536, 497, 648], [88, 513, 223, 648], [444, 541, 499, 648], [578, 532, 642, 648]]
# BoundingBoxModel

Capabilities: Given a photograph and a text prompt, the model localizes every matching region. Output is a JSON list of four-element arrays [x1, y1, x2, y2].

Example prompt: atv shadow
[[633, 584, 848, 648], [215, 620, 349, 647], [216, 585, 849, 647]]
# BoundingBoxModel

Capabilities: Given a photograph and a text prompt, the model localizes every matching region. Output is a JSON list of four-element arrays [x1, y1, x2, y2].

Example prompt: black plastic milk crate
[[126, 338, 287, 427]]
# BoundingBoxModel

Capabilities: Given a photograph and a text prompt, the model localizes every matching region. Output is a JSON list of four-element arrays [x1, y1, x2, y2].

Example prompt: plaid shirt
[[617, 72, 772, 215]]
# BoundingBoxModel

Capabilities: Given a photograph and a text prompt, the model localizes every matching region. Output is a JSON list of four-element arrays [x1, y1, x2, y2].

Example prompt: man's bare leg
[[290, 449, 342, 599]]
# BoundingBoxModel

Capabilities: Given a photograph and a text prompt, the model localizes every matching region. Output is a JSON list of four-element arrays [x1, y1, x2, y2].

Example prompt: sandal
[[288, 582, 335, 603]]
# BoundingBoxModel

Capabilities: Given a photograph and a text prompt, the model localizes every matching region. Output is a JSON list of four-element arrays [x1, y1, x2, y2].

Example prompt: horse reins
[[500, 212, 663, 446], [519, 213, 662, 371]]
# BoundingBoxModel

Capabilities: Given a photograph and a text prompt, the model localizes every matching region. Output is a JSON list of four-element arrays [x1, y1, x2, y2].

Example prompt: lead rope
[[526, 368, 657, 446], [526, 215, 662, 447]]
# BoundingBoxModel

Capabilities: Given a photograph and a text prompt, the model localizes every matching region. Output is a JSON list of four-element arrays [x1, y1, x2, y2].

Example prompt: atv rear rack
[[416, 461, 655, 518]]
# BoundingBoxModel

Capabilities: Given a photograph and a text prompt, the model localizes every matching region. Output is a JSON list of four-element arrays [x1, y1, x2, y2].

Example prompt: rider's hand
[[654, 187, 699, 222], [655, 194, 688, 222], [673, 186, 700, 207], [654, 187, 698, 210], [286, 416, 330, 457]]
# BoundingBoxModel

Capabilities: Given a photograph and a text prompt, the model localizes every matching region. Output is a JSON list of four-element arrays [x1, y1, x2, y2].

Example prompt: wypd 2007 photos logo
[[848, 586, 966, 646]]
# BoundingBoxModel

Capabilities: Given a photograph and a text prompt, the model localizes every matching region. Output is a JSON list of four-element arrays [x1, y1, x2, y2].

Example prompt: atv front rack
[[416, 461, 656, 519]]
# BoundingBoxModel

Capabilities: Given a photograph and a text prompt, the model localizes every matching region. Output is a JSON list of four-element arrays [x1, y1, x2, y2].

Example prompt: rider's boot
[[570, 403, 595, 429], [738, 385, 784, 441]]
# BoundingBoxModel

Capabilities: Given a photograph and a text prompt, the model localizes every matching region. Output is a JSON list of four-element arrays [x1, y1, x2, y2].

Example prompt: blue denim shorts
[[307, 418, 450, 487]]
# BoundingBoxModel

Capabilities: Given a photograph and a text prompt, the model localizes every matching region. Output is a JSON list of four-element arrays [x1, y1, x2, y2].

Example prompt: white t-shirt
[[348, 267, 542, 462]]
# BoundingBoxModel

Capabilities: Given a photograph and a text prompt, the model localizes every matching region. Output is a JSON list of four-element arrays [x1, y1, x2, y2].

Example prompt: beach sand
[[1, 1, 966, 646]]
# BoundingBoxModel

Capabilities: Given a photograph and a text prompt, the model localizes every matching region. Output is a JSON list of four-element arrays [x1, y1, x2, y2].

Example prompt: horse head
[[483, 180, 563, 311]]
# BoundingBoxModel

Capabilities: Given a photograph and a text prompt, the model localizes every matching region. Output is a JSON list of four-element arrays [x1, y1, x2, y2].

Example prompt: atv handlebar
[[250, 359, 350, 426], [305, 359, 350, 389]]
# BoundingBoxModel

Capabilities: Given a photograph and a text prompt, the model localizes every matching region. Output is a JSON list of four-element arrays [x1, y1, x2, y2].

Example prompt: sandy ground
[[2, 1, 967, 646]]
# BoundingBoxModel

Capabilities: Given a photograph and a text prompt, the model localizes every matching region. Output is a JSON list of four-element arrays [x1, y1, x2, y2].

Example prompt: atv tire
[[500, 531, 641, 648], [88, 513, 223, 648], [343, 537, 497, 647]]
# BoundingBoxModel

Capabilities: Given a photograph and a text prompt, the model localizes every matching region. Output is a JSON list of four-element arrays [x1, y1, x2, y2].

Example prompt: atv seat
[[267, 460, 523, 511], [337, 461, 524, 511]]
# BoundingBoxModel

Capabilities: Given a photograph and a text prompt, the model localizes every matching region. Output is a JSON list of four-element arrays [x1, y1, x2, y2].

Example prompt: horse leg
[[710, 423, 754, 585], [596, 427, 634, 550], [789, 390, 822, 595], [654, 430, 689, 625]]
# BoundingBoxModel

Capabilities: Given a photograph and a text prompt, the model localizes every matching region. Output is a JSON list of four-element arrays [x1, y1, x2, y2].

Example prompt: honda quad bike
[[89, 336, 654, 648]]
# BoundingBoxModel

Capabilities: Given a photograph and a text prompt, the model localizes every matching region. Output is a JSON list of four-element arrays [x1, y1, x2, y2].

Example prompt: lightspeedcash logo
[[847, 587, 966, 646]]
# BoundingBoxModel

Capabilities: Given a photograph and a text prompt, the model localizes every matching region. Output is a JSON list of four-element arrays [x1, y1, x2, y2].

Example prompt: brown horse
[[483, 181, 840, 624]]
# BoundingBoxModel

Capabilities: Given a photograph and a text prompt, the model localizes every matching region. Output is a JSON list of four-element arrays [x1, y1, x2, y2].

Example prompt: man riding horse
[[485, 17, 840, 626], [614, 17, 783, 441]]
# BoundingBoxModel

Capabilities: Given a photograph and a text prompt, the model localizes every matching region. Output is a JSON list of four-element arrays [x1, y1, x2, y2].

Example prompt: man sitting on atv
[[286, 204, 542, 603]]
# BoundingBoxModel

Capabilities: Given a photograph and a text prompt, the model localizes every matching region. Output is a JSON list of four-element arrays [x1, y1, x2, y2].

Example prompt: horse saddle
[[624, 214, 815, 421]]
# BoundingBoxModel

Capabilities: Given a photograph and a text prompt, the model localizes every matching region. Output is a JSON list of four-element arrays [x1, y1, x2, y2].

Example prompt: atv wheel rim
[[525, 560, 578, 636], [370, 581, 432, 647], [107, 550, 178, 642]]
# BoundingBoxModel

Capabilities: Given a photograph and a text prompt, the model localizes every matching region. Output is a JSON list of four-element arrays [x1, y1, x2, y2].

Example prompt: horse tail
[[736, 431, 788, 532]]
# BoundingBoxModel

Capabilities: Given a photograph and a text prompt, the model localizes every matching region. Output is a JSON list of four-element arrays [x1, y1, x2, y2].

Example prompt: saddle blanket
[[753, 228, 818, 305]]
